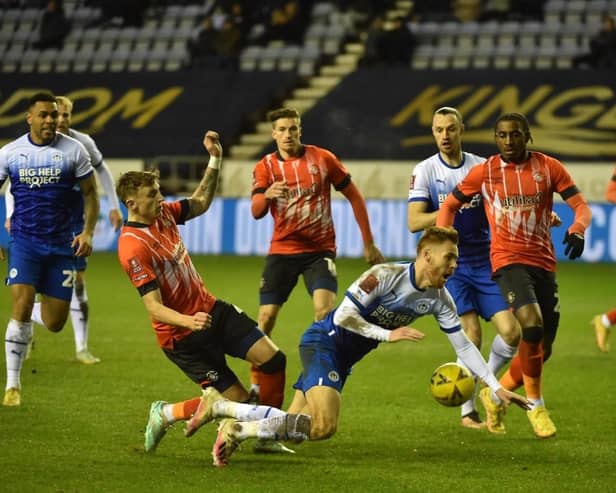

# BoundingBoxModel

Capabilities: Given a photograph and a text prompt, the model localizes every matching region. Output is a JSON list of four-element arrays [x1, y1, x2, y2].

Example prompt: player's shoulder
[[68, 128, 95, 147], [306, 144, 338, 162], [414, 153, 441, 171], [530, 151, 561, 167], [1, 133, 29, 153], [56, 132, 88, 153], [462, 151, 485, 166]]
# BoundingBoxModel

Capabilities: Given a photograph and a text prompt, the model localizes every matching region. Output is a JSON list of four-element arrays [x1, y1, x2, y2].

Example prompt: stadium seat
[[278, 44, 300, 71], [322, 23, 346, 55], [239, 45, 262, 71], [297, 44, 321, 77], [55, 45, 78, 72], [259, 43, 283, 71], [543, 0, 565, 24], [457, 21, 480, 49], [311, 2, 337, 23]]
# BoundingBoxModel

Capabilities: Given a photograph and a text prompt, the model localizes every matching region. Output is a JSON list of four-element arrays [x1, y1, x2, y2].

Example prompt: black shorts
[[162, 300, 264, 392], [493, 263, 560, 345], [259, 251, 338, 306]]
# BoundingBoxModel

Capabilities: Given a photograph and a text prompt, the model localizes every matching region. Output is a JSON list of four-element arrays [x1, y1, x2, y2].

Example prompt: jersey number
[[62, 270, 76, 288]]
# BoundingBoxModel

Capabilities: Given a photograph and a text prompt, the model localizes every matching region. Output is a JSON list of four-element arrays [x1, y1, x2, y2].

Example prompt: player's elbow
[[407, 218, 422, 233]]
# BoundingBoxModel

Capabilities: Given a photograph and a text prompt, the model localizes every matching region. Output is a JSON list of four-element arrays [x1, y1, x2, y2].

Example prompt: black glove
[[563, 231, 584, 260]]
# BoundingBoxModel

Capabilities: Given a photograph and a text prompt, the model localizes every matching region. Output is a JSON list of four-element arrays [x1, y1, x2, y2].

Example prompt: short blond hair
[[417, 226, 459, 254], [116, 170, 160, 205]]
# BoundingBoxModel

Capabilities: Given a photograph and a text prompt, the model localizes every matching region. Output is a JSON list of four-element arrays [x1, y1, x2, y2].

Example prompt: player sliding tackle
[[185, 227, 530, 467]]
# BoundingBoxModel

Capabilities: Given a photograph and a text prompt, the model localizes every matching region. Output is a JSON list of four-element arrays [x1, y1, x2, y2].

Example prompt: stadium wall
[[0, 197, 613, 263]]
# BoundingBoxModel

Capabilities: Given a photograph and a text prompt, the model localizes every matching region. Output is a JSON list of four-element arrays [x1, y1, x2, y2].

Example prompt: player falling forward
[[184, 227, 530, 467]]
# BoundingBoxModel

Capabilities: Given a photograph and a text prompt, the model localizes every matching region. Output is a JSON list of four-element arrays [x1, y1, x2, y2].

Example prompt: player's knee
[[314, 307, 330, 322], [309, 416, 337, 440], [501, 327, 520, 346], [521, 326, 543, 343], [259, 350, 286, 374]]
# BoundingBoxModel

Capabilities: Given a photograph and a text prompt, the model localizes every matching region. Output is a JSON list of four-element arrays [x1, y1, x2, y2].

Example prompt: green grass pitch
[[0, 254, 614, 492]]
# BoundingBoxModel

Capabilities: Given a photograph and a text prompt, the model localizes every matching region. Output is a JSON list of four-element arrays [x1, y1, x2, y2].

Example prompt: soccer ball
[[429, 362, 475, 407]]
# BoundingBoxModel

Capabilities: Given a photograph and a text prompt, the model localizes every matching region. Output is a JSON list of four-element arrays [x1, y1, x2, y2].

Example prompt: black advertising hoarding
[[2, 68, 615, 161], [299, 68, 616, 161], [0, 69, 298, 157]]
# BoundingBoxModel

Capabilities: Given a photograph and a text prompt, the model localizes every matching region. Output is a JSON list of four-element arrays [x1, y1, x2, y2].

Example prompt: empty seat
[[259, 44, 283, 71], [322, 23, 346, 55], [311, 2, 337, 23], [278, 44, 300, 71], [239, 45, 262, 71], [297, 45, 321, 76]]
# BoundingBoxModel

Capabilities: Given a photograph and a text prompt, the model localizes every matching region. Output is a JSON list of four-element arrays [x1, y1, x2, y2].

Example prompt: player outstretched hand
[[495, 388, 531, 410], [389, 327, 425, 343], [364, 243, 385, 265], [203, 130, 222, 157]]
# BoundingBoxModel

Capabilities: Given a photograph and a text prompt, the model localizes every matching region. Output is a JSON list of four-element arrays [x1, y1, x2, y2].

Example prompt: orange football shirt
[[118, 201, 216, 349], [454, 152, 578, 273], [252, 144, 350, 255]]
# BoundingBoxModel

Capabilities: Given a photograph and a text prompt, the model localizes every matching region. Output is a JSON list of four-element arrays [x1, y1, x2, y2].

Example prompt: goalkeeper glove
[[562, 231, 584, 260]]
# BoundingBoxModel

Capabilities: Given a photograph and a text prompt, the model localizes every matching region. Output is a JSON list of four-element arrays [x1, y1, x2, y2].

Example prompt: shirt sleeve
[[446, 330, 500, 392], [118, 236, 157, 290]]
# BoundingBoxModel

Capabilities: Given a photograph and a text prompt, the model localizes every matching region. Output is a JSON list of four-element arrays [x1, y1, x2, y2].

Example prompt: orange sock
[[499, 355, 523, 391], [606, 308, 616, 326], [171, 397, 201, 421], [518, 340, 544, 400], [258, 370, 285, 408]]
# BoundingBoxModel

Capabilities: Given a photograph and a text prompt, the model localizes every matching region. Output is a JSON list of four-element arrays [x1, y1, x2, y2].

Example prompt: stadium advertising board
[[0, 197, 611, 262], [0, 69, 298, 157], [300, 69, 616, 161]]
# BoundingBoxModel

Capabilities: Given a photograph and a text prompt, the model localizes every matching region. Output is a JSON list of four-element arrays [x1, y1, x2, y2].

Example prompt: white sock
[[70, 287, 89, 353], [235, 415, 288, 441], [461, 378, 481, 417], [601, 314, 612, 330], [31, 301, 43, 326], [487, 334, 517, 374], [5, 319, 33, 390], [457, 358, 476, 417], [216, 400, 285, 421], [529, 397, 545, 409], [162, 404, 177, 424]]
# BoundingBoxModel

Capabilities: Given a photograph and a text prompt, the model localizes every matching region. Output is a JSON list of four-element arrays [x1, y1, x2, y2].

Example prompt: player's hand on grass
[[495, 388, 531, 410], [188, 311, 211, 331], [389, 327, 425, 343], [364, 243, 385, 265]]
